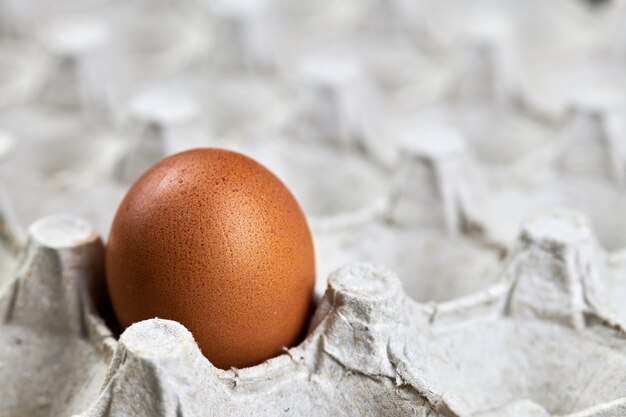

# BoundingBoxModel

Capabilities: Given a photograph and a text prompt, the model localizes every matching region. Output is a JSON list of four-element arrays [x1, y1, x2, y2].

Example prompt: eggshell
[[105, 148, 315, 369]]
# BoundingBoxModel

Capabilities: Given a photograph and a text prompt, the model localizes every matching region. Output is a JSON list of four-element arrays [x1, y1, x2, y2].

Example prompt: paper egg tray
[[6, 203, 626, 417], [1, 0, 626, 416]]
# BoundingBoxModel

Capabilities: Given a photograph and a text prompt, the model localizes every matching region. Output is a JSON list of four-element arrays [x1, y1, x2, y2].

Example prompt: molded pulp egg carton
[[1, 0, 626, 416]]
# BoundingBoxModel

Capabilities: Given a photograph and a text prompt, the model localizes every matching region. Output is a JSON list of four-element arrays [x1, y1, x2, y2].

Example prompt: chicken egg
[[105, 148, 315, 369]]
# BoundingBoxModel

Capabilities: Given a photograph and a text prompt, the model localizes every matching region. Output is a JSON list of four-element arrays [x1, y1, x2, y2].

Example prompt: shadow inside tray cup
[[392, 232, 503, 302], [0, 109, 120, 186], [0, 41, 48, 106], [414, 318, 626, 415], [457, 106, 556, 167], [315, 222, 503, 302], [108, 7, 206, 73], [484, 175, 626, 253]]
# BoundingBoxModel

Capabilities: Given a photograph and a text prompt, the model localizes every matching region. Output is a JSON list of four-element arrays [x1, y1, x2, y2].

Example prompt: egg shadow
[[94, 252, 124, 339]]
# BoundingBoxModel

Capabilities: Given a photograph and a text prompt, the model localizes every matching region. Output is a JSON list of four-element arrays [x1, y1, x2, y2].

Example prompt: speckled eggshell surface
[[105, 148, 315, 369]]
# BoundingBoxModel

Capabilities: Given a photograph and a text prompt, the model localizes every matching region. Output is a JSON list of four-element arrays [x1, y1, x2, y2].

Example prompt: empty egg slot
[[314, 131, 506, 302]]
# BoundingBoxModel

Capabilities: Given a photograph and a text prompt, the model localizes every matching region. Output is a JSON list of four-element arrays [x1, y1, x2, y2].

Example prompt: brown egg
[[105, 148, 315, 369]]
